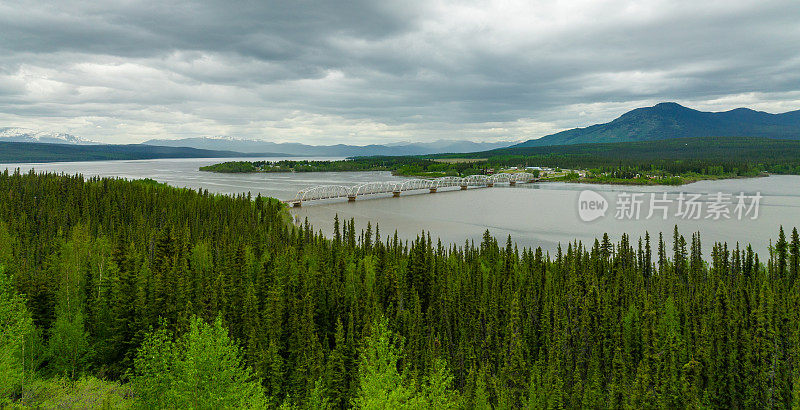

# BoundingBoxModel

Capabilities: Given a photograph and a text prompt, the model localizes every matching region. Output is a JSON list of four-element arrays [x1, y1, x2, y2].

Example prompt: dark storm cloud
[[0, 0, 798, 143]]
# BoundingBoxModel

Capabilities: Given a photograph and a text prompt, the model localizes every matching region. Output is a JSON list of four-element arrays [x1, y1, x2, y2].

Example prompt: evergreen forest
[[2, 170, 800, 408]]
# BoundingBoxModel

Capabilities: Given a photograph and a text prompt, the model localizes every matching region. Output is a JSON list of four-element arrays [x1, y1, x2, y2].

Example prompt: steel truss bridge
[[285, 172, 538, 207]]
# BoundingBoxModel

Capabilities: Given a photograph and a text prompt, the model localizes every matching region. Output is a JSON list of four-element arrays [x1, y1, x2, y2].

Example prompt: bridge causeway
[[283, 172, 538, 207]]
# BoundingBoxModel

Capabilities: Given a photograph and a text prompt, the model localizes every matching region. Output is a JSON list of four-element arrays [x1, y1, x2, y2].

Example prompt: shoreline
[[540, 172, 769, 186], [201, 167, 772, 187]]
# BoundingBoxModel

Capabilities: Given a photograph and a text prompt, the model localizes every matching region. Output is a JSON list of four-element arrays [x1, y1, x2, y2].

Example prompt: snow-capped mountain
[[0, 127, 101, 145]]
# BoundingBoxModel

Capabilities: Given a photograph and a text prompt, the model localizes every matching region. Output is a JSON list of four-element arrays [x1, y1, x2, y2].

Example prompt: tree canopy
[[1, 170, 800, 408]]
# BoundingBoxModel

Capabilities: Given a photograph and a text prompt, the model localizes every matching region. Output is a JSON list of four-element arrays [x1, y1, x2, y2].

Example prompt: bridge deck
[[283, 173, 538, 206]]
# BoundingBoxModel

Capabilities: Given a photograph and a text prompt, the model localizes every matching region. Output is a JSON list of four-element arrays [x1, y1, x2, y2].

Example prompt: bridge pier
[[291, 173, 535, 205]]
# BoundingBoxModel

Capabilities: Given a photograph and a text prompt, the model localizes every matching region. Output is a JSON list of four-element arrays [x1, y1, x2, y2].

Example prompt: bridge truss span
[[287, 172, 538, 206], [352, 181, 399, 196], [295, 185, 352, 201]]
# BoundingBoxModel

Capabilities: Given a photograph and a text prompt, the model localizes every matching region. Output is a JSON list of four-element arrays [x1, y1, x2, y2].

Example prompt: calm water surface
[[3, 158, 798, 256], [294, 176, 800, 257]]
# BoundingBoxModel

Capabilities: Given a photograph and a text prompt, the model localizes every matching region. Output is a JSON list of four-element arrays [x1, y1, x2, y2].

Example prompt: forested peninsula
[[199, 137, 800, 185], [2, 170, 800, 407]]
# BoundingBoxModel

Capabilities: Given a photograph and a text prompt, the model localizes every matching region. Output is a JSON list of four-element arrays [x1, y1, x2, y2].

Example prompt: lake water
[[3, 158, 798, 256]]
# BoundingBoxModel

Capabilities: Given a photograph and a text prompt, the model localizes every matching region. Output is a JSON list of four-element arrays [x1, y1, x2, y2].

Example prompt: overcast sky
[[1, 0, 799, 144]]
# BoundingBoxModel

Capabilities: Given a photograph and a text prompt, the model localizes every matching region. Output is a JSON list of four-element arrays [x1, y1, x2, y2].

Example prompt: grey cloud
[[0, 0, 798, 144]]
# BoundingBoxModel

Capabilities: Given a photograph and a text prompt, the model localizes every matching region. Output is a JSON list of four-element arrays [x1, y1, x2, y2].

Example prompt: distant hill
[[0, 142, 273, 163], [515, 102, 800, 147], [436, 136, 800, 174], [1, 127, 515, 157], [142, 137, 514, 156], [0, 127, 101, 145]]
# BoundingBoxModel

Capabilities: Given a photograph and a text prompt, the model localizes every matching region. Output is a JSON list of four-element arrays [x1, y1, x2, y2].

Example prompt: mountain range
[[0, 127, 99, 145], [0, 127, 514, 156], [514, 102, 800, 147], [5, 102, 800, 161], [141, 137, 515, 156], [0, 141, 269, 163]]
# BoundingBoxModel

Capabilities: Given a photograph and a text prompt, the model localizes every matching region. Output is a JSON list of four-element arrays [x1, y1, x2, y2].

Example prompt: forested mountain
[[515, 102, 800, 147], [0, 141, 273, 163], [435, 136, 800, 175], [143, 137, 514, 156], [1, 170, 800, 407]]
